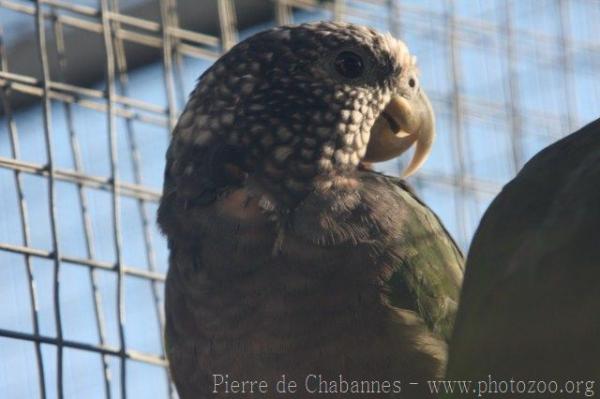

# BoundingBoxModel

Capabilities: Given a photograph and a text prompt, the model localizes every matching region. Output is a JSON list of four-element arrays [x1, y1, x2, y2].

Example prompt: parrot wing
[[382, 176, 464, 343]]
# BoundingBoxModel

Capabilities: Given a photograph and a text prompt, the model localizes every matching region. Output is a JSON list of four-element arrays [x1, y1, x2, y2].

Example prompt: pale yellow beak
[[363, 90, 435, 177]]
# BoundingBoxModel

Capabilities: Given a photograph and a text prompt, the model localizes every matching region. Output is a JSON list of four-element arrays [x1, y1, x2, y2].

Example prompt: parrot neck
[[248, 168, 362, 213]]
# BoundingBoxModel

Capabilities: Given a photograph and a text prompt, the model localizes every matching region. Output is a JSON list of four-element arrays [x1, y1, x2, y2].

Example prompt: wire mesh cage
[[0, 0, 599, 398]]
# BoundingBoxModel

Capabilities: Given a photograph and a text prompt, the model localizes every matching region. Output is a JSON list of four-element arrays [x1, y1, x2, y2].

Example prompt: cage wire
[[0, 0, 599, 398]]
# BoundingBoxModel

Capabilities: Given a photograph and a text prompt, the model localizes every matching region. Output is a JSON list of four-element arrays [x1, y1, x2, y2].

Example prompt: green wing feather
[[383, 176, 464, 342]]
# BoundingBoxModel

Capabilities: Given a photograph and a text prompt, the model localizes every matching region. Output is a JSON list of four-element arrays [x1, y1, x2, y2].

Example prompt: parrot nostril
[[408, 78, 416, 88]]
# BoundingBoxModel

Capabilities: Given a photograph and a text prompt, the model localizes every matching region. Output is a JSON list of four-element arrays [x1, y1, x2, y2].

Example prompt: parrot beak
[[363, 89, 435, 177]]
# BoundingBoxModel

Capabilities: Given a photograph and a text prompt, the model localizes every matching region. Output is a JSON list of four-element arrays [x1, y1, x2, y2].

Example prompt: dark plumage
[[447, 118, 600, 384], [158, 22, 463, 398]]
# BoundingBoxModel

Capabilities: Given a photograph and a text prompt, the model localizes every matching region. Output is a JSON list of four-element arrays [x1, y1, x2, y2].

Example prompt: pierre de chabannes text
[[212, 374, 402, 395], [212, 373, 597, 396]]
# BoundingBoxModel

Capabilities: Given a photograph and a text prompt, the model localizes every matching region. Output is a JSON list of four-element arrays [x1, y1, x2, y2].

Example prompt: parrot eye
[[409, 77, 417, 88], [334, 51, 364, 79]]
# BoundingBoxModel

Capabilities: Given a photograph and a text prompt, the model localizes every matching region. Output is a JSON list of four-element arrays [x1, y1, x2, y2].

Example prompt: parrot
[[447, 118, 600, 386], [157, 21, 464, 398]]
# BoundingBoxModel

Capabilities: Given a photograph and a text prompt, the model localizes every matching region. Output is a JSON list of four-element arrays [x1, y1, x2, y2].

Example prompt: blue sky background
[[1, 1, 599, 398]]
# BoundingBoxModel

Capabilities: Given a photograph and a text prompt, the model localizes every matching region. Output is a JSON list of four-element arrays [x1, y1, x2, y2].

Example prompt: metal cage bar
[[33, 2, 65, 396], [0, 28, 48, 399]]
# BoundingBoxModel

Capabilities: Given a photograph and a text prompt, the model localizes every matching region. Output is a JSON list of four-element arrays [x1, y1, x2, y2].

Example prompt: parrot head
[[175, 21, 434, 207]]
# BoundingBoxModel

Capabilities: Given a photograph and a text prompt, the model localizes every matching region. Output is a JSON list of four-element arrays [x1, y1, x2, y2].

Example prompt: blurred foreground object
[[447, 118, 600, 380]]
